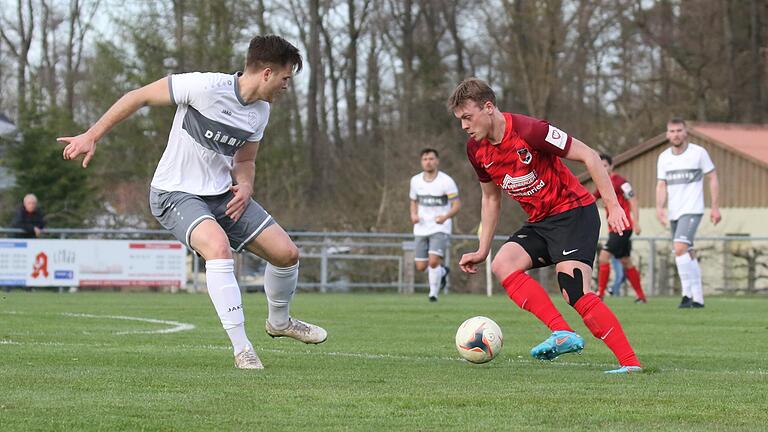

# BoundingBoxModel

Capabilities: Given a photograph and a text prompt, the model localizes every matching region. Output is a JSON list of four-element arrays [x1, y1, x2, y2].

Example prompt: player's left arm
[[629, 195, 641, 235], [227, 141, 260, 222], [565, 139, 629, 233], [435, 195, 461, 224], [707, 170, 721, 225]]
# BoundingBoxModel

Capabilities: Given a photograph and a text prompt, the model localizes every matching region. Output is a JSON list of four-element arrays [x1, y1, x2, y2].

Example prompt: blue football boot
[[604, 365, 642, 374], [530, 330, 585, 361]]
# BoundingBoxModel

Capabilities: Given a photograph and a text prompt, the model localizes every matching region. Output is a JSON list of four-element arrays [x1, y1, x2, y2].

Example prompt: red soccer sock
[[625, 267, 646, 301], [502, 270, 573, 332], [597, 263, 610, 298], [574, 292, 641, 367]]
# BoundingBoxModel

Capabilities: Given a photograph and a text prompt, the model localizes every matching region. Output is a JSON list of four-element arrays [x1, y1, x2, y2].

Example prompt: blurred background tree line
[[0, 0, 766, 233]]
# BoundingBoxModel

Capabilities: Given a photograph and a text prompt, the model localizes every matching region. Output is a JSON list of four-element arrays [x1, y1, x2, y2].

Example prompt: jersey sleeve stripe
[[167, 75, 177, 105]]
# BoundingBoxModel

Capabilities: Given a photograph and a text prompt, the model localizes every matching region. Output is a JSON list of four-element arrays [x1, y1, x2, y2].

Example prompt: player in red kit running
[[448, 78, 641, 374], [594, 154, 646, 303]]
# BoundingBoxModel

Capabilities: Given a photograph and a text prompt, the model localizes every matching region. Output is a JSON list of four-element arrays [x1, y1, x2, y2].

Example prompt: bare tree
[[0, 0, 35, 124], [65, 0, 101, 119]]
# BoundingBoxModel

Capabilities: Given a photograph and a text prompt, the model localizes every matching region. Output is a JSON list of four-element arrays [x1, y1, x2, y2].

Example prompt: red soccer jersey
[[466, 113, 595, 223], [594, 173, 634, 232]]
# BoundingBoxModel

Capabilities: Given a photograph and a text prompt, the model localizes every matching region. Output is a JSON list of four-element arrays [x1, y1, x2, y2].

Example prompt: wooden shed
[[581, 122, 768, 237]]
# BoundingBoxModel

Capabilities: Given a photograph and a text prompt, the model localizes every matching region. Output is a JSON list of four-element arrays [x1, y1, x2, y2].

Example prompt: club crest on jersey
[[517, 148, 532, 164]]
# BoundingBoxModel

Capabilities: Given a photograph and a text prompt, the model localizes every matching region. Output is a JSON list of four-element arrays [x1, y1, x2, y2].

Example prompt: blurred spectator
[[10, 194, 45, 238]]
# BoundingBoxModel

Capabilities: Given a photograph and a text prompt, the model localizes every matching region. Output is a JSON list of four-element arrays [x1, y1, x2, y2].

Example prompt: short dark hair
[[246, 35, 303, 73], [420, 148, 439, 158], [446, 78, 496, 112], [667, 117, 686, 127], [599, 153, 613, 165]]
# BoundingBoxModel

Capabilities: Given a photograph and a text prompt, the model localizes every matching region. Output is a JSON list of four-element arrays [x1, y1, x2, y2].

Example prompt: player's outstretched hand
[[59, 133, 96, 168], [226, 184, 252, 222], [607, 204, 629, 234], [459, 251, 487, 274]]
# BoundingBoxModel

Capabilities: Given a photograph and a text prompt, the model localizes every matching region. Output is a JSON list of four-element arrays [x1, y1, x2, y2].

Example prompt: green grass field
[[1, 292, 766, 431]]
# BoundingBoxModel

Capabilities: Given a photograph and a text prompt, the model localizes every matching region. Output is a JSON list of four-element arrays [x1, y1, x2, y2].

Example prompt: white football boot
[[265, 317, 328, 344], [234, 346, 264, 369]]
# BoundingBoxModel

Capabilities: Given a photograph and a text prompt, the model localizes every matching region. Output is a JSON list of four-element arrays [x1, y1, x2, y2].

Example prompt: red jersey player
[[448, 78, 641, 374], [594, 154, 647, 303]]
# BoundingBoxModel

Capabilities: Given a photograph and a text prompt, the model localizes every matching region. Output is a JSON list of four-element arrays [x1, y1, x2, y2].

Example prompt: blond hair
[[446, 78, 496, 112]]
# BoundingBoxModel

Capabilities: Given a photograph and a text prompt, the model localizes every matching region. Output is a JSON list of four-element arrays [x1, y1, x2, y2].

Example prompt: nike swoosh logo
[[600, 328, 614, 340], [483, 162, 494, 168], [555, 337, 569, 345], [562, 249, 578, 255]]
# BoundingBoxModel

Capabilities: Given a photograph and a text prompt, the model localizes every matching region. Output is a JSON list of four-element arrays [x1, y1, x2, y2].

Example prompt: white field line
[[1, 338, 767, 376], [61, 313, 195, 335], [2, 311, 767, 376]]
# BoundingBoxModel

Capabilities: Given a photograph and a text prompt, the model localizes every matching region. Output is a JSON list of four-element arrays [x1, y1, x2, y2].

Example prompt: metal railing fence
[[2, 228, 766, 295]]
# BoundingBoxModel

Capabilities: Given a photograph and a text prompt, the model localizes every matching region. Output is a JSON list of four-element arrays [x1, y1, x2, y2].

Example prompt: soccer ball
[[455, 316, 503, 364]]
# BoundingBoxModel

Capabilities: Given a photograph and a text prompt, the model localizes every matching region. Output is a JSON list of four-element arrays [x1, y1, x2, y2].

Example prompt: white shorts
[[414, 232, 449, 260]]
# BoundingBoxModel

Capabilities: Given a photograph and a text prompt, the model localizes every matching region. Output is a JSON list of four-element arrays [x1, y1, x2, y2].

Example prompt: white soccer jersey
[[151, 72, 270, 196], [409, 171, 459, 236], [657, 143, 715, 220]]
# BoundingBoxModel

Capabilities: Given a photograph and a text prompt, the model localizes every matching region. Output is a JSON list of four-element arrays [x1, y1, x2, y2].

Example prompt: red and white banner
[[0, 239, 186, 287]]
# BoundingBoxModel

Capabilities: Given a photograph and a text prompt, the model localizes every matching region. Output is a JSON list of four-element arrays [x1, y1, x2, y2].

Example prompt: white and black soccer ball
[[455, 316, 503, 364]]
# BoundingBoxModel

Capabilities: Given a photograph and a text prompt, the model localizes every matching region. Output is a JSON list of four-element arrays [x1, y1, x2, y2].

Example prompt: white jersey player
[[409, 148, 461, 301], [656, 118, 721, 309], [60, 35, 326, 369]]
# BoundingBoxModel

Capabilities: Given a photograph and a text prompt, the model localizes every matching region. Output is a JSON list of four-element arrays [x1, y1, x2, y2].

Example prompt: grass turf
[[1, 292, 766, 431]]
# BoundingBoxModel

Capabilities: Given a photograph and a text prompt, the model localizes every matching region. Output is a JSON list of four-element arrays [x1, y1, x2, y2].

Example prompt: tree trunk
[[173, 0, 185, 71], [749, 0, 764, 122], [307, 0, 325, 193]]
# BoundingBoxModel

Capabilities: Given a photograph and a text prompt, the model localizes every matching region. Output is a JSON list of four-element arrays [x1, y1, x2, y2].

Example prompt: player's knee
[[491, 255, 515, 280], [598, 251, 611, 264], [558, 268, 586, 307], [415, 261, 428, 272], [272, 244, 299, 267], [673, 243, 690, 256], [201, 242, 233, 261], [428, 257, 442, 268]]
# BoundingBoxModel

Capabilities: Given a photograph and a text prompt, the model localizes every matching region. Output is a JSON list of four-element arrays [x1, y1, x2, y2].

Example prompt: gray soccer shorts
[[414, 232, 449, 260], [149, 187, 275, 253], [670, 214, 703, 247]]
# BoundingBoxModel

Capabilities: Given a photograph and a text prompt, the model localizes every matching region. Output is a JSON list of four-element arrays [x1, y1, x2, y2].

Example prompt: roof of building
[[579, 121, 768, 181], [690, 122, 768, 167]]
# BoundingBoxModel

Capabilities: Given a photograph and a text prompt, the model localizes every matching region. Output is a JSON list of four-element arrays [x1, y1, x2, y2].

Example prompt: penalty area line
[[62, 313, 195, 335]]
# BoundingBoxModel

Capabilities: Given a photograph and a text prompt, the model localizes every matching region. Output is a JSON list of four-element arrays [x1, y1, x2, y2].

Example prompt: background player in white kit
[[409, 148, 461, 301], [59, 35, 326, 369], [656, 118, 721, 308]]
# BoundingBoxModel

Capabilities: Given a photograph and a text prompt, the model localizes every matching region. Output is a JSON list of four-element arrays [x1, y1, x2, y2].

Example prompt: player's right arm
[[410, 200, 420, 224], [655, 180, 667, 227], [59, 77, 173, 168], [459, 181, 500, 274]]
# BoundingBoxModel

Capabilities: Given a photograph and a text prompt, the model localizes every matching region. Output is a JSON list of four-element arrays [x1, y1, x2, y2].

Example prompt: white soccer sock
[[206, 259, 251, 355], [428, 266, 441, 298], [689, 258, 704, 304], [264, 262, 299, 330], [675, 254, 694, 299]]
